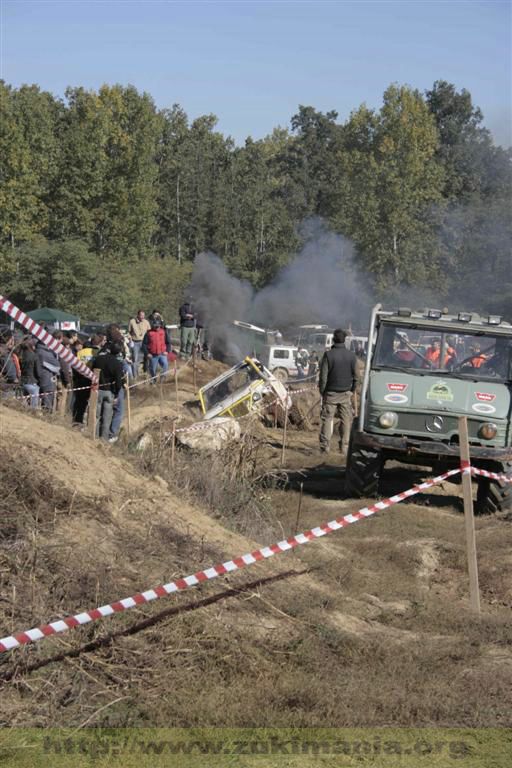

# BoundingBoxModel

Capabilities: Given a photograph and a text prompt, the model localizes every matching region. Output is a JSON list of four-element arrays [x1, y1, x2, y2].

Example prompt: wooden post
[[174, 362, 179, 408], [125, 375, 131, 435], [88, 370, 100, 440], [192, 345, 197, 390], [11, 585, 16, 633], [304, 397, 321, 422], [458, 416, 481, 614], [352, 391, 359, 420], [280, 394, 289, 467], [159, 367, 164, 406], [171, 421, 177, 468], [58, 386, 68, 416], [294, 482, 304, 534]]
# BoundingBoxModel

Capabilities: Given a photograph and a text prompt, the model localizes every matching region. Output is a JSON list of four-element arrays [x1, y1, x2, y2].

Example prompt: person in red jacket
[[142, 317, 171, 381]]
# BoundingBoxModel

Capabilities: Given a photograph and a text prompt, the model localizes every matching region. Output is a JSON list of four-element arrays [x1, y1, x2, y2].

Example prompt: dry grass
[[0, 403, 511, 730], [129, 418, 281, 541]]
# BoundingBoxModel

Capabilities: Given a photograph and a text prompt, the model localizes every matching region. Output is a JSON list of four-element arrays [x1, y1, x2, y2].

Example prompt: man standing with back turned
[[128, 309, 151, 378], [179, 297, 196, 359], [319, 328, 358, 456]]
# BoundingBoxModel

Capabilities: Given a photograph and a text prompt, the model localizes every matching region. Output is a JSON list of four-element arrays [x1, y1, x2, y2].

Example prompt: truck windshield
[[202, 362, 263, 410], [374, 324, 512, 382]]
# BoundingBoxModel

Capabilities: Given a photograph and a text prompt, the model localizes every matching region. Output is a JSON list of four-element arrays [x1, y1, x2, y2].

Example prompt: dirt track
[[0, 370, 511, 729]]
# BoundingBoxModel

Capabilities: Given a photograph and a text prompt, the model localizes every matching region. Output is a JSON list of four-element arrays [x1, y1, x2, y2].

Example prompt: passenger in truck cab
[[482, 339, 512, 379], [468, 343, 487, 368], [424, 339, 441, 367], [394, 338, 418, 367], [424, 338, 457, 369], [445, 336, 458, 368]]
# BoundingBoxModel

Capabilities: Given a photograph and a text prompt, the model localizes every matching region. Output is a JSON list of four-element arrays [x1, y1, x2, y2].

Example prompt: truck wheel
[[273, 367, 288, 383], [475, 462, 512, 515], [344, 429, 383, 498]]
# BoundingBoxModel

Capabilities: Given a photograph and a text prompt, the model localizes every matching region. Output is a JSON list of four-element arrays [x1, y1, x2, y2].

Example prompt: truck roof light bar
[[426, 309, 442, 319], [397, 308, 412, 317], [458, 312, 472, 322], [487, 315, 502, 325]]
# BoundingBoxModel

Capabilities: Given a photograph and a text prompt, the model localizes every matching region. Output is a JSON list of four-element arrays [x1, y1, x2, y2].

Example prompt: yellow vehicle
[[198, 357, 290, 420]]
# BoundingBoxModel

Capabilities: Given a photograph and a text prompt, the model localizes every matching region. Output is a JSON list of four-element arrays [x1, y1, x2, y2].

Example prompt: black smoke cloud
[[189, 219, 373, 355]]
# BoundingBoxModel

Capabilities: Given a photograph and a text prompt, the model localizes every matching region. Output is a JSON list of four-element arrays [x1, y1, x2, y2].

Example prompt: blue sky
[[1, 0, 511, 145]]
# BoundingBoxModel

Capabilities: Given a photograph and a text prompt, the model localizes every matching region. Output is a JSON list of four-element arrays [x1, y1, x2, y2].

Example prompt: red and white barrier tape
[[13, 359, 189, 401], [290, 384, 319, 396], [0, 467, 460, 654], [461, 460, 512, 484], [128, 369, 176, 390], [14, 381, 116, 403], [0, 296, 97, 383], [471, 466, 512, 483]]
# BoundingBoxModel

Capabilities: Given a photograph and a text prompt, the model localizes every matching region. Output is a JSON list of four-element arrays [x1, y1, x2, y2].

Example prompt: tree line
[[0, 79, 510, 322]]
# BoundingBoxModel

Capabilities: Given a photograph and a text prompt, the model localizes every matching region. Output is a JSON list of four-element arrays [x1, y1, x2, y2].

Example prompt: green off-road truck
[[345, 305, 512, 514]]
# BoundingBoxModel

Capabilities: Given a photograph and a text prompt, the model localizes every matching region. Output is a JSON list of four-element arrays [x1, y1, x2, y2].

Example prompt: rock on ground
[[177, 416, 241, 451]]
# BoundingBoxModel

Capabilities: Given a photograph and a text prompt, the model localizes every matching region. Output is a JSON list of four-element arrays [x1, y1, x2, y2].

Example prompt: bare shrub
[[132, 420, 280, 541]]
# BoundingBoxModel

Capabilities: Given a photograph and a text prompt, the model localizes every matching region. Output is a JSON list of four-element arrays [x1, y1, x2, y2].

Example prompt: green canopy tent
[[27, 307, 80, 331]]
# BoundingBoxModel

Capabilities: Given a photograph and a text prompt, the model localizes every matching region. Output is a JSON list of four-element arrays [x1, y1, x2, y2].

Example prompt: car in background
[[258, 344, 300, 382], [0, 323, 25, 343], [81, 322, 108, 338], [347, 335, 369, 358], [296, 325, 333, 352]]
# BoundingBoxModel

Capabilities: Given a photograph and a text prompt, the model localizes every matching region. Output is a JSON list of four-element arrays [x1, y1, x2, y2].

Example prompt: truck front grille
[[366, 409, 507, 447]]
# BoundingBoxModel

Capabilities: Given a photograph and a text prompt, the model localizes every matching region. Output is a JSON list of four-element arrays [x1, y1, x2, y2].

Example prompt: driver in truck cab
[[394, 337, 417, 367], [424, 338, 457, 369], [468, 343, 487, 368]]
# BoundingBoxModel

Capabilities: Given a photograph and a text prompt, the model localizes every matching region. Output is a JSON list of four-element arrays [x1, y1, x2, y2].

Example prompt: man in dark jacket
[[179, 298, 196, 358], [318, 328, 358, 456], [91, 342, 125, 441], [0, 330, 18, 398], [72, 335, 101, 426], [19, 339, 43, 407], [35, 339, 61, 410]]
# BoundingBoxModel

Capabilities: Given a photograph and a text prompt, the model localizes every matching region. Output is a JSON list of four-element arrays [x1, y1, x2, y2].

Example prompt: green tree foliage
[[0, 82, 48, 247], [426, 81, 512, 308], [7, 239, 105, 316], [334, 86, 445, 289], [51, 85, 160, 257], [285, 105, 343, 219], [98, 85, 161, 257], [156, 108, 235, 261], [426, 80, 501, 199], [221, 134, 298, 286], [1, 80, 510, 320], [4, 239, 192, 323]]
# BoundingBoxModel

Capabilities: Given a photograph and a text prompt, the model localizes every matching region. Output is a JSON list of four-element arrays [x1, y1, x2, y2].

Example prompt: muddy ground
[[0, 359, 511, 730]]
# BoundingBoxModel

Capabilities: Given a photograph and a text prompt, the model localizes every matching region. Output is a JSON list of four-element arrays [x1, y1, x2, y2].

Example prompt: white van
[[347, 335, 369, 357], [298, 326, 368, 357], [259, 345, 299, 382]]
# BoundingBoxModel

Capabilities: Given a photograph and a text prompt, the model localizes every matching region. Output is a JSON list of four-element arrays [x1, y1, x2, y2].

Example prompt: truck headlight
[[478, 423, 497, 440], [378, 411, 398, 429]]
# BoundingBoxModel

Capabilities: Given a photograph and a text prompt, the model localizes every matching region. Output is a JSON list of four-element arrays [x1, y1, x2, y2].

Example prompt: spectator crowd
[[0, 307, 188, 443]]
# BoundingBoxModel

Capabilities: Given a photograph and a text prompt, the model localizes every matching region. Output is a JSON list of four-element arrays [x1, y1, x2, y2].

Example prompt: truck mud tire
[[475, 462, 512, 516], [273, 367, 288, 383], [344, 429, 382, 498]]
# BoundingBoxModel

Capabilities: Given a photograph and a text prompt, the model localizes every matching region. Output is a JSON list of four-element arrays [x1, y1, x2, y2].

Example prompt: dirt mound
[[0, 404, 511, 730], [125, 357, 228, 432]]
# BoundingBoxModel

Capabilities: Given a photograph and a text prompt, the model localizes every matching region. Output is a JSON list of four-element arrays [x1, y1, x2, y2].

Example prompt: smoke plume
[[189, 218, 372, 356]]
